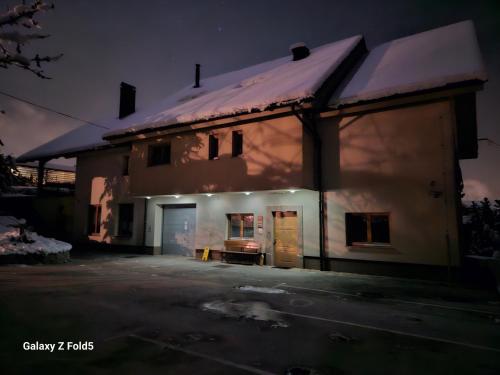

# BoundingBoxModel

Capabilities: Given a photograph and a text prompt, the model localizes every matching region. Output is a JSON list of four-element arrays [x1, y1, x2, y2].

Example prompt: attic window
[[209, 134, 219, 160], [232, 131, 243, 157]]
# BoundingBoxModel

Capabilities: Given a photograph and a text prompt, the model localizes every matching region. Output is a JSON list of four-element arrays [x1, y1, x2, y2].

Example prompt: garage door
[[162, 205, 196, 256]]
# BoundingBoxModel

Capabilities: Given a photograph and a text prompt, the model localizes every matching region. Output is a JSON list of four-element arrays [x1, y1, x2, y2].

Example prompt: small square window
[[228, 213, 254, 239], [346, 213, 390, 246], [148, 144, 171, 166], [209, 134, 219, 160], [232, 131, 243, 157]]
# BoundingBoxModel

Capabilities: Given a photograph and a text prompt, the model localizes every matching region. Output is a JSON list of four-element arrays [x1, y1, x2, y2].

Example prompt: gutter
[[292, 105, 327, 271]]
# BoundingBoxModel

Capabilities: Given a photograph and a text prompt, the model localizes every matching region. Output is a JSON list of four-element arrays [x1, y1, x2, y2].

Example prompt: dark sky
[[1, 0, 499, 199]]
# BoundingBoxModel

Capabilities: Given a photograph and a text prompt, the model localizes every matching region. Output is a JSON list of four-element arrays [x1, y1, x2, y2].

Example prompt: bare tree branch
[[0, 1, 61, 79]]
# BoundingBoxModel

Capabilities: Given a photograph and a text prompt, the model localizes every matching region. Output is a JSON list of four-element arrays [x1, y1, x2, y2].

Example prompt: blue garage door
[[161, 205, 197, 256]]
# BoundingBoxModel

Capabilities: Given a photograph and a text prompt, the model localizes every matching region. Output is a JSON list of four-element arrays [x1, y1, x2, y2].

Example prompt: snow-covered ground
[[0, 216, 71, 256]]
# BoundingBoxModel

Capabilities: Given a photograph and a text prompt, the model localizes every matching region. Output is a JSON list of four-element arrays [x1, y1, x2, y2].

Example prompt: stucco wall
[[129, 115, 314, 196], [74, 147, 145, 245], [319, 100, 460, 266], [144, 190, 320, 265]]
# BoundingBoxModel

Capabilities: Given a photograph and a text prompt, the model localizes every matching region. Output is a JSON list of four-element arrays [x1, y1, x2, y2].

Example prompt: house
[[18, 21, 487, 278]]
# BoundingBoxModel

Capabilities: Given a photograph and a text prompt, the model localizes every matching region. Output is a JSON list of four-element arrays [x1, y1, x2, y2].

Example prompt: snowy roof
[[18, 20, 487, 162], [104, 35, 363, 137], [17, 35, 362, 161], [331, 20, 487, 106]]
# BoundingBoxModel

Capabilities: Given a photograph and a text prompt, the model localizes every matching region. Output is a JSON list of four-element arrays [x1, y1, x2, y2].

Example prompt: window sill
[[348, 243, 397, 254]]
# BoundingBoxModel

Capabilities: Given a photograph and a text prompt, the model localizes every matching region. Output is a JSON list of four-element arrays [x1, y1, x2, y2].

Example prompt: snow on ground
[[0, 216, 71, 255], [236, 285, 289, 294]]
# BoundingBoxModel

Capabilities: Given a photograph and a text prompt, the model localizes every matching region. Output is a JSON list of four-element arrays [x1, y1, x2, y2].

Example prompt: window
[[345, 213, 390, 246], [228, 214, 254, 239], [118, 203, 134, 237], [87, 204, 102, 235], [208, 134, 219, 160], [148, 144, 171, 166], [122, 155, 130, 176], [232, 131, 243, 157]]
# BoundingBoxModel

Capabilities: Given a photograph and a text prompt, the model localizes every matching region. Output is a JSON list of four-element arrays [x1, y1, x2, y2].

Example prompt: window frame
[[232, 130, 243, 157], [345, 212, 391, 246], [208, 134, 219, 160], [122, 155, 130, 176], [148, 143, 171, 166], [87, 204, 102, 235], [227, 213, 254, 239], [117, 203, 134, 238]]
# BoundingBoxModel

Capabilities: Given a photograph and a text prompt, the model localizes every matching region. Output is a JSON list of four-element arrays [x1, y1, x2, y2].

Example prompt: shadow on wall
[[131, 120, 305, 194], [321, 112, 451, 261]]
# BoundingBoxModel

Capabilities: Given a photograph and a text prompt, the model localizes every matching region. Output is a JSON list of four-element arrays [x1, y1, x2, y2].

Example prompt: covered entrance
[[161, 204, 196, 256], [273, 210, 299, 268]]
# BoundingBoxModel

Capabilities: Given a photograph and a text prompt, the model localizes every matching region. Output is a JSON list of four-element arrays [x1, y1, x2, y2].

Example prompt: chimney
[[194, 63, 201, 88], [290, 42, 310, 61], [119, 82, 136, 119]]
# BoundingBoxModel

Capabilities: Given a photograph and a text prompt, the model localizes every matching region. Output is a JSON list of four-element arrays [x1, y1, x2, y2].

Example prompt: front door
[[273, 211, 299, 268], [162, 205, 196, 256]]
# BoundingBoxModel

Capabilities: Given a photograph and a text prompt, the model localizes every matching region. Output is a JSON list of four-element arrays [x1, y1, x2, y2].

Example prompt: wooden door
[[273, 211, 299, 268]]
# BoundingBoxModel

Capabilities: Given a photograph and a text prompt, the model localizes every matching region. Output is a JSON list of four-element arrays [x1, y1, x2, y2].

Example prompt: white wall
[[145, 190, 319, 265]]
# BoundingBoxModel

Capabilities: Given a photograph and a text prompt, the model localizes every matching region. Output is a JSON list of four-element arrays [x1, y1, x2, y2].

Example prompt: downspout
[[292, 104, 327, 271]]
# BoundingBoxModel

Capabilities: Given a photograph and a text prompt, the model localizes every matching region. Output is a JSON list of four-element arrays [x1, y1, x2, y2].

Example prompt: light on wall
[[206, 193, 213, 197], [145, 196, 151, 200], [244, 192, 251, 196], [174, 195, 181, 199], [288, 189, 297, 194]]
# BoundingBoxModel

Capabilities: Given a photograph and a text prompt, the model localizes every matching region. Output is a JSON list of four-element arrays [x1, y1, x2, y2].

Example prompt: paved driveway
[[1, 253, 500, 374]]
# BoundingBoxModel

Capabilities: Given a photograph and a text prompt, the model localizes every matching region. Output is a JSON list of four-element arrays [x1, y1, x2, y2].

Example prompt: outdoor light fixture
[[206, 193, 213, 197], [244, 192, 251, 195], [145, 196, 151, 199], [174, 195, 180, 199], [289, 189, 297, 194]]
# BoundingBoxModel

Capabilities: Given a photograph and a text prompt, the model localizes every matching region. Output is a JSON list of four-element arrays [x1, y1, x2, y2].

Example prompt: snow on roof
[[18, 20, 487, 162], [17, 123, 109, 162], [331, 20, 487, 106], [17, 35, 362, 162], [104, 35, 362, 138]]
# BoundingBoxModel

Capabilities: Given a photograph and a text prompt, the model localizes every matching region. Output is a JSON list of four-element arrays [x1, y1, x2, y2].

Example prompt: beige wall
[[319, 100, 460, 266], [129, 115, 314, 196], [73, 99, 462, 269], [74, 147, 145, 245]]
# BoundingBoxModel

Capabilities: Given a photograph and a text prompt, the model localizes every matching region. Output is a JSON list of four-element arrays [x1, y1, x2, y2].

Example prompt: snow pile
[[236, 285, 289, 294], [334, 20, 487, 106], [0, 216, 71, 255], [202, 300, 288, 328]]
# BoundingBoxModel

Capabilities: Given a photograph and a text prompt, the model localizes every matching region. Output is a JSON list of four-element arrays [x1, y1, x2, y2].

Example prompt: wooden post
[[37, 159, 47, 195]]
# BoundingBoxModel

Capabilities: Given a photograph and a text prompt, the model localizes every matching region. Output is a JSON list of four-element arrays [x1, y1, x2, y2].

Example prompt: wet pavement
[[1, 253, 500, 374]]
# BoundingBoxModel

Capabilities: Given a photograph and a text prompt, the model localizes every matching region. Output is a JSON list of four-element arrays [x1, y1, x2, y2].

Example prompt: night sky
[[1, 0, 499, 199]]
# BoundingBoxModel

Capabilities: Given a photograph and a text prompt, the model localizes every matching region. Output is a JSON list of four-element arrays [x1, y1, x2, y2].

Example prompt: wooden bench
[[222, 240, 264, 265]]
